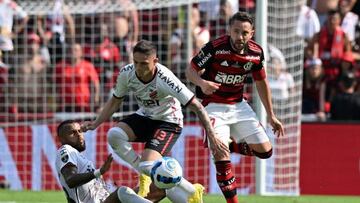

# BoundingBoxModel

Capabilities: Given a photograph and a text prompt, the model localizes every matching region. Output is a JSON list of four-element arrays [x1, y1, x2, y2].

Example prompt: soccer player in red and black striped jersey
[[186, 12, 284, 203]]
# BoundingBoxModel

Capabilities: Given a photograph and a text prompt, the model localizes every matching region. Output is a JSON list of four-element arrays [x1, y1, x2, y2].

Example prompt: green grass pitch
[[0, 190, 360, 203]]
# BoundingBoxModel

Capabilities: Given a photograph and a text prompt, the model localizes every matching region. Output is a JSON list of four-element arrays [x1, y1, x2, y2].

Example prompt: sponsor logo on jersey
[[245, 55, 260, 61], [60, 148, 69, 163], [61, 154, 69, 163], [215, 49, 231, 55], [243, 62, 253, 71], [215, 72, 246, 84], [197, 53, 212, 67], [120, 64, 133, 73], [86, 165, 94, 173], [198, 49, 205, 58], [220, 61, 229, 66], [136, 96, 160, 107], [157, 69, 183, 93]]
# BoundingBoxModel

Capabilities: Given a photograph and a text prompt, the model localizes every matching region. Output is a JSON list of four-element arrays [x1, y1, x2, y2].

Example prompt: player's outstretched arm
[[255, 79, 284, 137], [61, 154, 113, 188], [82, 96, 123, 131], [187, 98, 230, 160]]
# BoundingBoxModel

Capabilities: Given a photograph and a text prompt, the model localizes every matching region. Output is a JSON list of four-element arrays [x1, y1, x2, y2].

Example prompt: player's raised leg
[[230, 113, 273, 160], [107, 123, 141, 170], [229, 140, 273, 159], [106, 121, 152, 197]]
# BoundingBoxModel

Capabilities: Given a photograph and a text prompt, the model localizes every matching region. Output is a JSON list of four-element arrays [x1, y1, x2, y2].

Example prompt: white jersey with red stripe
[[114, 63, 194, 127], [55, 145, 110, 203], [191, 35, 266, 106]]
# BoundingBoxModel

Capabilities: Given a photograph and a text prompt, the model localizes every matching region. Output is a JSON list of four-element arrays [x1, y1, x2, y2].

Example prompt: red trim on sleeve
[[252, 68, 266, 80]]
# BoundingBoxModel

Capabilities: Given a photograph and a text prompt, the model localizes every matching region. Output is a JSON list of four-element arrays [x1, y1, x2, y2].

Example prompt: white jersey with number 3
[[55, 145, 109, 203], [114, 63, 194, 127]]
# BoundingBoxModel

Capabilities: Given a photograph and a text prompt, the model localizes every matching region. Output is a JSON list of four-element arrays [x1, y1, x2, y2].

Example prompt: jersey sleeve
[[113, 68, 129, 99], [190, 42, 214, 71], [251, 51, 266, 80], [57, 145, 79, 171], [158, 69, 194, 106]]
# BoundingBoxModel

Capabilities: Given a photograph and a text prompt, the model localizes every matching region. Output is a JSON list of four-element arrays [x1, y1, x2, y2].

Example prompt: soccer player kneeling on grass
[[55, 120, 152, 203]]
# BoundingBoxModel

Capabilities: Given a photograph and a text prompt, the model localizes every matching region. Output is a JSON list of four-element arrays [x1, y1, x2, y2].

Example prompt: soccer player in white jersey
[[186, 12, 284, 203], [55, 120, 152, 203], [82, 40, 228, 203]]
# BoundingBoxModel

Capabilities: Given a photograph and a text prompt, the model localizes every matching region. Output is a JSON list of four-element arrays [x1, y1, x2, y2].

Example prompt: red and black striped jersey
[[190, 35, 266, 106]]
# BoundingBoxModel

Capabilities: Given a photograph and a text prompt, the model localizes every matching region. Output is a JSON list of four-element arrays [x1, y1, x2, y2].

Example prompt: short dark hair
[[229, 11, 254, 26], [328, 9, 340, 16], [57, 120, 76, 137], [133, 40, 157, 56], [339, 71, 356, 89]]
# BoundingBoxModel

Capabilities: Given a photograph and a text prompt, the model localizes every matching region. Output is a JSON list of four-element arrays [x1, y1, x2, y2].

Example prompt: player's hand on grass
[[200, 80, 221, 95], [100, 154, 113, 175], [269, 116, 284, 137]]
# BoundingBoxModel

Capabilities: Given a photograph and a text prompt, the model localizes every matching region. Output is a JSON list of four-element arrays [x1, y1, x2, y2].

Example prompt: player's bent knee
[[253, 148, 273, 159], [107, 127, 129, 148]]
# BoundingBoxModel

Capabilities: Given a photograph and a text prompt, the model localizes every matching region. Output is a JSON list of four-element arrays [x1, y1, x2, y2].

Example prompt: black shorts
[[121, 114, 182, 156]]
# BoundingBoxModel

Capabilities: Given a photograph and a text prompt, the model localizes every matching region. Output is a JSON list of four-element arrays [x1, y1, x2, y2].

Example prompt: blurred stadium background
[[0, 0, 359, 202]]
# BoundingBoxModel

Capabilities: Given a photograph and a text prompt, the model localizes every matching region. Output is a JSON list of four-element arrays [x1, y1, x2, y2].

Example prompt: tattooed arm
[[187, 98, 230, 160]]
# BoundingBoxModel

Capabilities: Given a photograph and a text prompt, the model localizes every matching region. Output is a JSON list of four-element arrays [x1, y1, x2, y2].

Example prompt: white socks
[[166, 178, 195, 203], [117, 186, 152, 203], [107, 127, 141, 171]]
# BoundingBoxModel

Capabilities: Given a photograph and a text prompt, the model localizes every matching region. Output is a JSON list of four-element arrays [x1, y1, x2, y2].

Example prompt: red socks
[[215, 161, 238, 203]]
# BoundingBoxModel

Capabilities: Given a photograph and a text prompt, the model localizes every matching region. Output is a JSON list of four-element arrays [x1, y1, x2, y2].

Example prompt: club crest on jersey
[[243, 62, 253, 71], [149, 90, 158, 99]]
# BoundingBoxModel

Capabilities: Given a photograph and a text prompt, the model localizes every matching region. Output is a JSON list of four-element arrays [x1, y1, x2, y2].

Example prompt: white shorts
[[205, 101, 269, 146]]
